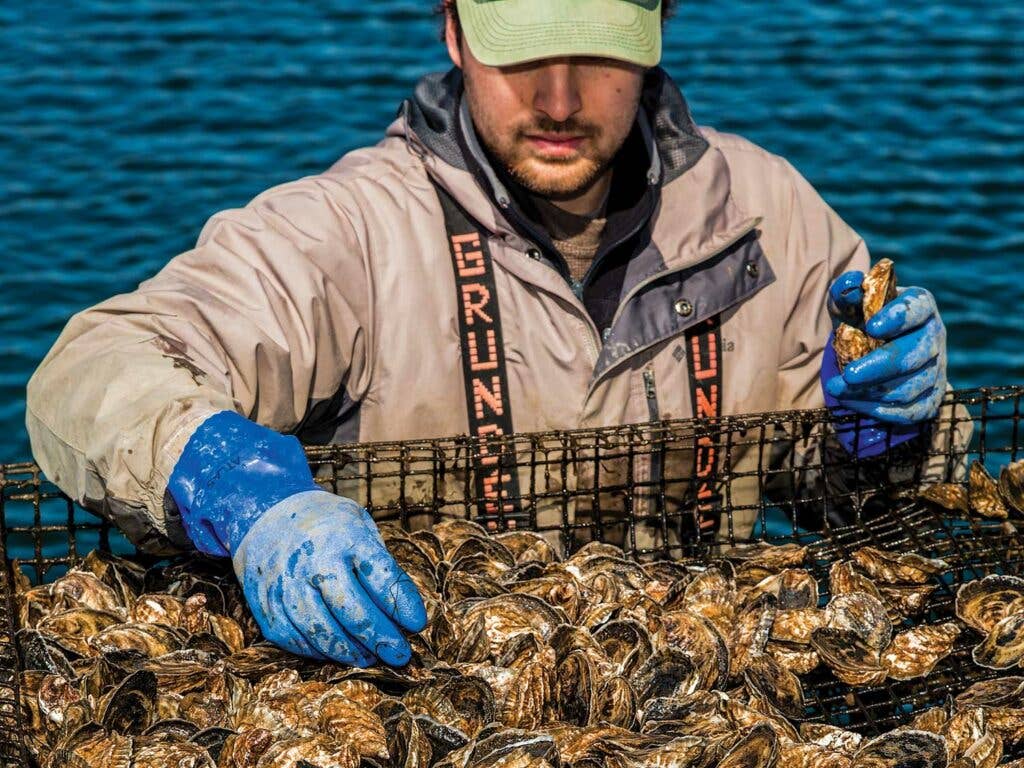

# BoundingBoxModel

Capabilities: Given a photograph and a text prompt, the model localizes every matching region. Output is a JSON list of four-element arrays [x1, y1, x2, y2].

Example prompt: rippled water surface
[[1, 1, 1022, 465]]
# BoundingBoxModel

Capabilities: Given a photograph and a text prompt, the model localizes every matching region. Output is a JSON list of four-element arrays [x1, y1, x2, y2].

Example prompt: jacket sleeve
[[766, 159, 972, 521], [25, 177, 374, 554]]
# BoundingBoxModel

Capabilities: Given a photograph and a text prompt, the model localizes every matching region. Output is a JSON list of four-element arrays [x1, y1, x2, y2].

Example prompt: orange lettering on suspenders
[[440, 184, 522, 530], [687, 317, 723, 537]]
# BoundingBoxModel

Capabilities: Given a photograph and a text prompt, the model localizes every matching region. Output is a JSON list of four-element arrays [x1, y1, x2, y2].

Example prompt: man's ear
[[445, 7, 463, 68]]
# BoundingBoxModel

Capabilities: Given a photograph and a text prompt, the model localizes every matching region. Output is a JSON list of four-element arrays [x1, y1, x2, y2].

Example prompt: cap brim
[[456, 0, 661, 68]]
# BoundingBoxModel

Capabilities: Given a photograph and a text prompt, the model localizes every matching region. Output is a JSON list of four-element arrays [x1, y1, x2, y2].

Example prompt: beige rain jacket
[[26, 68, 964, 554]]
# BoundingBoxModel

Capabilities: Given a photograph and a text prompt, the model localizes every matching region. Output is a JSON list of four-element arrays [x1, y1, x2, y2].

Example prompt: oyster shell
[[771, 608, 826, 645], [851, 729, 947, 768], [660, 610, 730, 690], [954, 676, 1024, 708], [767, 641, 821, 675], [880, 622, 960, 680], [955, 575, 1024, 634], [919, 483, 970, 514], [800, 723, 863, 755], [629, 647, 700, 702], [851, 547, 947, 585], [876, 584, 937, 618], [592, 675, 637, 729], [829, 561, 886, 604], [834, 324, 875, 371], [729, 593, 777, 679], [1000, 460, 1024, 516], [810, 627, 887, 687], [744, 654, 806, 721], [718, 723, 779, 768], [861, 258, 898, 320], [824, 592, 893, 652], [832, 259, 897, 370], [973, 612, 1024, 670], [969, 460, 1008, 520]]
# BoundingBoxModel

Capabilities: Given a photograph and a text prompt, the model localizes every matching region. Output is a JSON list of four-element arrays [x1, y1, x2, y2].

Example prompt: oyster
[[852, 729, 947, 768], [876, 584, 937, 618], [729, 593, 777, 678], [973, 612, 1024, 670], [718, 723, 779, 768], [771, 608, 826, 645], [800, 723, 863, 755], [880, 622, 960, 680], [51, 570, 125, 616], [834, 324, 876, 371], [829, 561, 886, 604], [660, 610, 729, 690], [824, 592, 892, 652], [999, 460, 1024, 515], [722, 542, 809, 571], [744, 653, 806, 721], [767, 641, 820, 675], [955, 575, 1024, 634], [850, 547, 947, 586], [452, 593, 565, 655], [919, 483, 970, 514], [954, 676, 1024, 708], [861, 258, 898, 320], [968, 460, 1008, 520], [682, 565, 737, 636], [942, 707, 1002, 768], [810, 627, 887, 687], [629, 647, 700, 702], [833, 259, 897, 370]]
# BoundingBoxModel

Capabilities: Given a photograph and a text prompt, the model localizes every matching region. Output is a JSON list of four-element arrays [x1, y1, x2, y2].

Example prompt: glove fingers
[[255, 576, 328, 660], [841, 364, 938, 406], [865, 287, 936, 340], [353, 548, 428, 635], [316, 569, 414, 667], [837, 386, 943, 425], [282, 578, 376, 667], [841, 323, 941, 387], [828, 271, 865, 325]]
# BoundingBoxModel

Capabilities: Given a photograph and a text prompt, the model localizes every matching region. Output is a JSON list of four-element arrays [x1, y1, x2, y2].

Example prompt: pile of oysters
[[922, 459, 1024, 521], [9, 517, 1024, 768]]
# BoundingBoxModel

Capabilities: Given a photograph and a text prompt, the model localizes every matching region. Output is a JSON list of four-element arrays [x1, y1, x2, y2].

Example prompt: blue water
[[1, 0, 1022, 471]]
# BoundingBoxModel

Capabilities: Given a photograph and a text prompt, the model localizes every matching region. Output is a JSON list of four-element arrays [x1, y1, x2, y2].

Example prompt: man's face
[[447, 18, 645, 201]]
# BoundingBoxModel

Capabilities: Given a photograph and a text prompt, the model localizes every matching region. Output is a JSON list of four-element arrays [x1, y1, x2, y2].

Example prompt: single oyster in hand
[[833, 258, 898, 371]]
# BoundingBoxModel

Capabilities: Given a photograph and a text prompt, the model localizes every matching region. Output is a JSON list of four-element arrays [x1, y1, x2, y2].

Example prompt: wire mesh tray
[[1, 386, 1022, 767]]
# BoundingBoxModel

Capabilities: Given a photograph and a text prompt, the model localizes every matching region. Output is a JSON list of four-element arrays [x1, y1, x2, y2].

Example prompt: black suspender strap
[[686, 315, 724, 542], [435, 183, 524, 531]]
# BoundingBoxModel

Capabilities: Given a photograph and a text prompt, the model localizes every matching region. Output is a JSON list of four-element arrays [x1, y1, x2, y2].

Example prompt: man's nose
[[532, 61, 582, 124]]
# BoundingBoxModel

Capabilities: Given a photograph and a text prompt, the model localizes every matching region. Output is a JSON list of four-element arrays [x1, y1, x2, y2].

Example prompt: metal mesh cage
[[1, 386, 1023, 767]]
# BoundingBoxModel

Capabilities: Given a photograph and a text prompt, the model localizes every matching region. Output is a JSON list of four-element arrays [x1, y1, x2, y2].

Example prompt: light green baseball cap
[[455, 0, 662, 68]]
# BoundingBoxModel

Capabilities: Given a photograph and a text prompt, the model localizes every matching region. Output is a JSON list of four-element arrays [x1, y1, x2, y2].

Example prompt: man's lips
[[525, 134, 585, 157]]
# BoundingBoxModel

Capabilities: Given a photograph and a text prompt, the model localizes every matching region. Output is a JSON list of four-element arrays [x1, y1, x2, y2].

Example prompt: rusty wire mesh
[[1, 386, 1023, 766]]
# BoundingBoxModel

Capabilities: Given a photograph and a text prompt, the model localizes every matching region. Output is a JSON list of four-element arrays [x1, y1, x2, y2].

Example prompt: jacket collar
[[392, 66, 757, 272]]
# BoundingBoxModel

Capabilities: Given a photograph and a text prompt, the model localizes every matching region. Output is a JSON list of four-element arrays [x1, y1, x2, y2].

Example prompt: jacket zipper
[[642, 369, 660, 422], [642, 367, 665, 506]]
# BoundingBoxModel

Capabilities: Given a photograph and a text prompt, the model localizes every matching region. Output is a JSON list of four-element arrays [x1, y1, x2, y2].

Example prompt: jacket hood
[[400, 66, 710, 187]]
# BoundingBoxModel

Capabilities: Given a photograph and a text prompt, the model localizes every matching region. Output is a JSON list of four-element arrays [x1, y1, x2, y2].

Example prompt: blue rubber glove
[[821, 271, 947, 456], [167, 411, 427, 667]]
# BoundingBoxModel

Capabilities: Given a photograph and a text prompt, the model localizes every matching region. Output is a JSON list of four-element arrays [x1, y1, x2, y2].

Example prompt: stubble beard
[[487, 118, 610, 200], [468, 97, 637, 201]]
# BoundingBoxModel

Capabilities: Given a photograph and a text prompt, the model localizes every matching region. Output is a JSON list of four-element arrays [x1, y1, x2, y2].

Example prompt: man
[[26, 0, 951, 668]]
